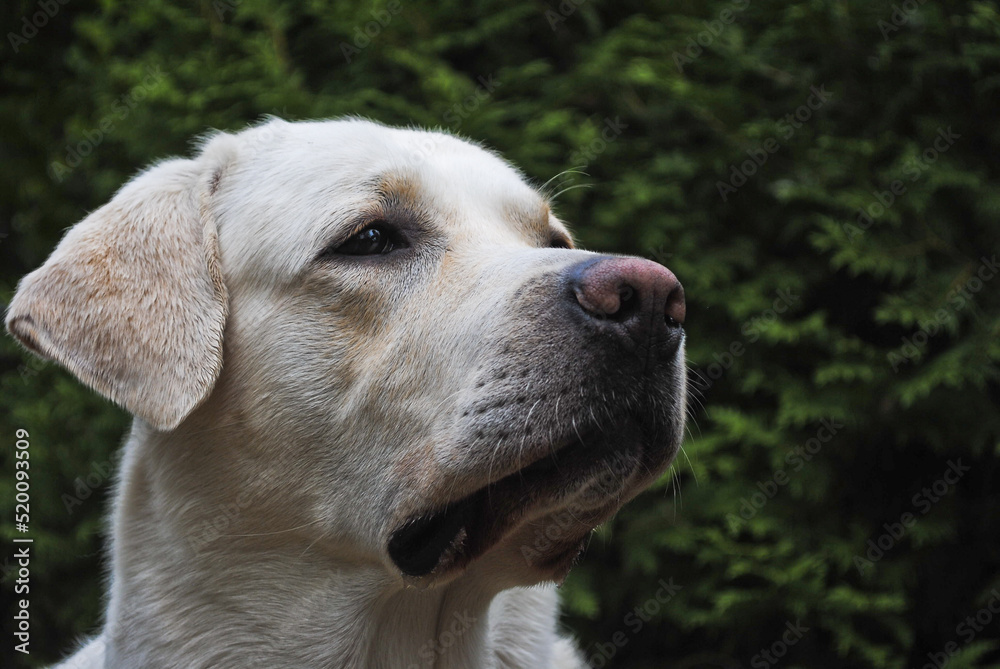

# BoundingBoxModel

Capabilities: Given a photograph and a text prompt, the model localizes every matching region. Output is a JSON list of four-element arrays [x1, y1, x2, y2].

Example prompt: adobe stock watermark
[[568, 117, 628, 170], [442, 74, 502, 128], [236, 107, 293, 164], [586, 577, 682, 668], [843, 127, 960, 243], [50, 65, 165, 183], [716, 84, 832, 201], [406, 610, 478, 669], [520, 462, 626, 566], [878, 0, 930, 40], [187, 490, 256, 555], [7, 0, 71, 54], [918, 589, 1000, 669], [520, 499, 589, 566], [887, 254, 997, 371], [17, 353, 48, 384], [853, 459, 969, 574], [672, 0, 751, 72], [400, 74, 502, 168], [212, 0, 242, 20], [62, 452, 121, 514], [725, 418, 844, 529], [0, 556, 17, 585], [684, 287, 801, 396], [339, 1, 404, 63], [545, 0, 588, 31], [749, 619, 810, 668]]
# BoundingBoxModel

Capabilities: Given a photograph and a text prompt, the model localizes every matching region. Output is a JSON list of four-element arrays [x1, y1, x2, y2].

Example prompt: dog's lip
[[387, 430, 640, 579]]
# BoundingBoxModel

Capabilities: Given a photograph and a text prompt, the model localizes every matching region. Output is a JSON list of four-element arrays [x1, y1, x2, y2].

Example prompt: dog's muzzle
[[388, 255, 687, 579]]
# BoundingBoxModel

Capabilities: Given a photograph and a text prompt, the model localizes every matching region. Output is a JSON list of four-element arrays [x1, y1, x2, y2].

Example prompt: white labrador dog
[[7, 118, 687, 668]]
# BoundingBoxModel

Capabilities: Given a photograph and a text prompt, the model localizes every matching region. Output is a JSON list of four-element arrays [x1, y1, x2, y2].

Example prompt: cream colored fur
[[7, 118, 684, 668]]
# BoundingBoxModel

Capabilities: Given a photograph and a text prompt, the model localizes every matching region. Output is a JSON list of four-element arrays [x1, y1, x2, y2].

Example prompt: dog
[[7, 117, 687, 668]]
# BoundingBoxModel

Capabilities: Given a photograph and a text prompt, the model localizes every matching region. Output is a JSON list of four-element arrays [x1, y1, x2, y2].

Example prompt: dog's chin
[[387, 422, 678, 584]]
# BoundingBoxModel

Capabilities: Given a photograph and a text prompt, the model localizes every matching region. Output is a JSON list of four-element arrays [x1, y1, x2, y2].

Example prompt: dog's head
[[7, 118, 686, 588]]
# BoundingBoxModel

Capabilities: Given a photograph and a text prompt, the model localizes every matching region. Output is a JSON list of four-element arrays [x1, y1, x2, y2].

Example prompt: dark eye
[[333, 222, 398, 256]]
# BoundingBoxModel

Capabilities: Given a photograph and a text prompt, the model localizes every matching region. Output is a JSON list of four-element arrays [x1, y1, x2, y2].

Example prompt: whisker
[[520, 397, 544, 469], [222, 517, 326, 538], [678, 443, 699, 487], [551, 182, 592, 201], [539, 167, 589, 195], [299, 530, 328, 558]]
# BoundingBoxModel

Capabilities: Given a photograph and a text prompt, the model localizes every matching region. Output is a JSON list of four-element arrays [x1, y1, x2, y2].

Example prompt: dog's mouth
[[387, 428, 653, 579]]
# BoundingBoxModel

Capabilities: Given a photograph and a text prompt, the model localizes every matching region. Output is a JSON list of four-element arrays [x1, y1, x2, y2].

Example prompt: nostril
[[569, 256, 685, 331], [614, 284, 640, 321], [665, 285, 686, 326]]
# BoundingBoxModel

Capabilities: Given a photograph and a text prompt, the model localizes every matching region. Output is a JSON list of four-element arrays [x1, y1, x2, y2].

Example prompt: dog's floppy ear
[[6, 155, 230, 431]]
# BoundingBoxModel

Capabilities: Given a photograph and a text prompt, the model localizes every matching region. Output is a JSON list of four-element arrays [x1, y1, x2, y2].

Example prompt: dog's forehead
[[214, 119, 559, 282]]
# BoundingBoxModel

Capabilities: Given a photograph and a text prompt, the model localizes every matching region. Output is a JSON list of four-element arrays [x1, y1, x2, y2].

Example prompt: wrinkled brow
[[373, 174, 423, 208], [503, 199, 569, 245], [373, 172, 570, 246]]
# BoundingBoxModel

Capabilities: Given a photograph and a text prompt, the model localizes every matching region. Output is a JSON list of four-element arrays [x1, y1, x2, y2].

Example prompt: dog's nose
[[569, 256, 685, 345]]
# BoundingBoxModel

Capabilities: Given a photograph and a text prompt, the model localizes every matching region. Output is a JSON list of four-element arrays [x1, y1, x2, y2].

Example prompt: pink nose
[[570, 256, 685, 341]]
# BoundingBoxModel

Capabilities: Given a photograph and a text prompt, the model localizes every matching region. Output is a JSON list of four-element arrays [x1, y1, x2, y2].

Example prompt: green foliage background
[[1, 0, 999, 667]]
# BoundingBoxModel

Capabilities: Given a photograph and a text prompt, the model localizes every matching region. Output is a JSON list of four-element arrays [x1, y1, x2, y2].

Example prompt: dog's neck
[[93, 421, 566, 668]]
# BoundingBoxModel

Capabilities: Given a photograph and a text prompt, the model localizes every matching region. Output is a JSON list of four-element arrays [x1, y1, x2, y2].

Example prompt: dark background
[[1, 1, 999, 667]]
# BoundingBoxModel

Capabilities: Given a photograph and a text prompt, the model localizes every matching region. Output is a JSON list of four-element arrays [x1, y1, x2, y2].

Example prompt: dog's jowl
[[7, 118, 687, 668]]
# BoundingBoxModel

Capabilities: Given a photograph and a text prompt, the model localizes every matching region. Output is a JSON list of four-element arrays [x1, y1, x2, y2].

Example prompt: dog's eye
[[334, 222, 398, 256]]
